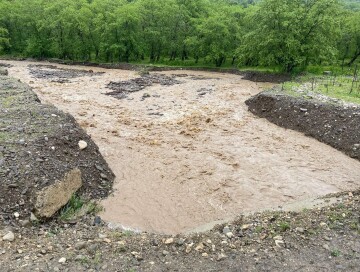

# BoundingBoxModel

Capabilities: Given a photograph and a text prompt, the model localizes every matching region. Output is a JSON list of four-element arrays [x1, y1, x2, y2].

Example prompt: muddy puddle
[[2, 60, 360, 234]]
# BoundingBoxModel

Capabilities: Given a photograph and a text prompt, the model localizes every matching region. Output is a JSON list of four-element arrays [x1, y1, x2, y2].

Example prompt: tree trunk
[[348, 48, 360, 66]]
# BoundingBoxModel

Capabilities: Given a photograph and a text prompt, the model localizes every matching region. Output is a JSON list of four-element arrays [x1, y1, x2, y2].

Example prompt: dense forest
[[0, 0, 359, 72]]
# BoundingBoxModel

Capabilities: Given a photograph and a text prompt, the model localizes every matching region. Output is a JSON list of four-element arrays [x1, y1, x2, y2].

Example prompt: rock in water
[[78, 140, 88, 150]]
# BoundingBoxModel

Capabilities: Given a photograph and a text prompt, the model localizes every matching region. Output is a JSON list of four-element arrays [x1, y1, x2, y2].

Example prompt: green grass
[[59, 194, 102, 221], [331, 249, 341, 257], [281, 69, 360, 105], [278, 221, 291, 232]]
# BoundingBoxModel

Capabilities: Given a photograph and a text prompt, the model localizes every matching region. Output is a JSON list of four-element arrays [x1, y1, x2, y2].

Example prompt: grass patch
[[278, 221, 291, 232], [59, 194, 102, 221], [331, 249, 341, 257], [280, 68, 360, 105]]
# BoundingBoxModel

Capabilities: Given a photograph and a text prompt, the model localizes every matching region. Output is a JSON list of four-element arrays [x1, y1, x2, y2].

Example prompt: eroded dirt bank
[[2, 60, 360, 235], [246, 91, 360, 160], [0, 74, 114, 224]]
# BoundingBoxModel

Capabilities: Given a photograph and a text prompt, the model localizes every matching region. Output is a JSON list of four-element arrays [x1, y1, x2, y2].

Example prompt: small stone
[[177, 238, 185, 246], [40, 249, 47, 255], [323, 244, 330, 251], [17, 249, 23, 254], [74, 255, 84, 261], [226, 232, 234, 239], [93, 216, 101, 225], [195, 243, 204, 251], [185, 243, 194, 254], [104, 238, 111, 243], [30, 213, 38, 222], [217, 253, 227, 261], [75, 242, 87, 250], [162, 250, 169, 256], [223, 226, 231, 234], [2, 231, 15, 242], [58, 257, 66, 264], [14, 212, 20, 218], [100, 173, 108, 180], [164, 238, 174, 244], [202, 253, 208, 258], [241, 224, 251, 230], [19, 220, 31, 228], [300, 108, 308, 112], [98, 233, 107, 239], [78, 140, 88, 150], [295, 227, 305, 233], [320, 222, 327, 227]]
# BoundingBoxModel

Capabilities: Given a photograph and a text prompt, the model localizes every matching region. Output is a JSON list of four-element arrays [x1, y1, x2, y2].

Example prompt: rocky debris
[[28, 64, 104, 80], [0, 76, 114, 226], [0, 190, 358, 271], [105, 73, 181, 100], [246, 91, 360, 160]]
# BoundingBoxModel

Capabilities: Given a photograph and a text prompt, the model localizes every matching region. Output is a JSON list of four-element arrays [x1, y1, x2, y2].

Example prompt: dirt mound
[[0, 76, 114, 225], [246, 90, 360, 160], [105, 74, 181, 99]]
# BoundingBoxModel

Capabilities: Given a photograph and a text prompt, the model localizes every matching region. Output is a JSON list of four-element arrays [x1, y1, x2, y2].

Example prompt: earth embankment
[[245, 91, 360, 161], [0, 73, 114, 225]]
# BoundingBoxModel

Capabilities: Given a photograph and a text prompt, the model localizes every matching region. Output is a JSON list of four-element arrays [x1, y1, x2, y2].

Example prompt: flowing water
[[3, 60, 360, 234]]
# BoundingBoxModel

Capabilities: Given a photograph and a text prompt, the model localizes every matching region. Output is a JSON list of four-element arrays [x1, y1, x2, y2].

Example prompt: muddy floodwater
[[3, 60, 360, 234]]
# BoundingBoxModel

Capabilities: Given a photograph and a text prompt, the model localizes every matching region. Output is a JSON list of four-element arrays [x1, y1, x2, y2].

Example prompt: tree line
[[0, 0, 359, 72]]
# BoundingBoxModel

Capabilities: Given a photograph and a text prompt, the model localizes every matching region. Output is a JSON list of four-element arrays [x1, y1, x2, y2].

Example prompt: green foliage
[[331, 249, 341, 257], [0, 27, 10, 53], [240, 0, 341, 72], [59, 194, 102, 221], [278, 221, 290, 232], [0, 0, 358, 71], [59, 194, 85, 221]]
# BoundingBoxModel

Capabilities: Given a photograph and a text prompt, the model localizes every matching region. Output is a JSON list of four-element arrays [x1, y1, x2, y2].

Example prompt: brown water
[[3, 60, 360, 234]]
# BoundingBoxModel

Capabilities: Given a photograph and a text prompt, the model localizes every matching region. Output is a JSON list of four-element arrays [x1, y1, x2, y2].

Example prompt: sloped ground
[[0, 74, 114, 226], [246, 90, 360, 161]]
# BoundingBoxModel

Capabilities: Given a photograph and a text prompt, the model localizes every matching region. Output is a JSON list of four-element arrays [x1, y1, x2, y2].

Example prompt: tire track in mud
[[3, 60, 360, 234]]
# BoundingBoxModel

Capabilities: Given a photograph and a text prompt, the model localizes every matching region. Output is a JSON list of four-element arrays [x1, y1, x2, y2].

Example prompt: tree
[[340, 11, 360, 66], [0, 27, 9, 53], [239, 0, 341, 72]]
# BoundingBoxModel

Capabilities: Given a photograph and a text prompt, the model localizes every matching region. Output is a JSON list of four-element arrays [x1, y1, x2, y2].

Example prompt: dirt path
[[3, 60, 360, 234]]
